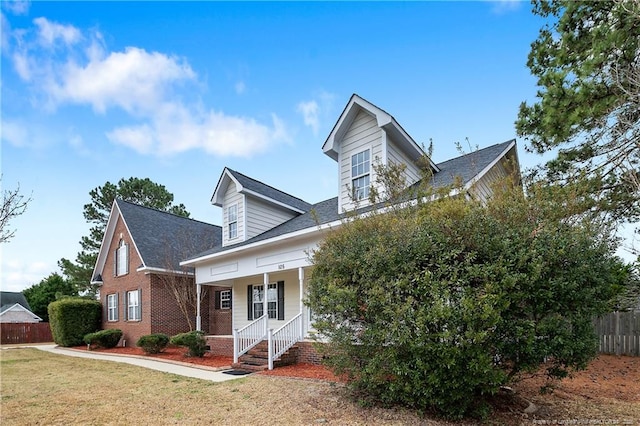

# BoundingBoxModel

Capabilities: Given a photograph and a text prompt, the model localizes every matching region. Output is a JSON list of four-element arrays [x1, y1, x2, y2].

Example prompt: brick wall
[[205, 335, 234, 357], [100, 217, 151, 346], [149, 275, 210, 336], [296, 340, 323, 365]]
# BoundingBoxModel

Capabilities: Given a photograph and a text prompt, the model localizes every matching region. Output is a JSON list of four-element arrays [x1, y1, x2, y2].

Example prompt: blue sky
[[1, 1, 564, 292]]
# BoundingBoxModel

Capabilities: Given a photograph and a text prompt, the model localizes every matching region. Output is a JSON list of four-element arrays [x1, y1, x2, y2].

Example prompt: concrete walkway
[[28, 344, 245, 383]]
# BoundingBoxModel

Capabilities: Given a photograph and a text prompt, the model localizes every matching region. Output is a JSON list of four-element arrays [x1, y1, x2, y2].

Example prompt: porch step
[[234, 344, 300, 370]]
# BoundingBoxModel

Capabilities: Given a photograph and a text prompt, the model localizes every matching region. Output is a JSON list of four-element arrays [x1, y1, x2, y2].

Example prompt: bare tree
[[1, 178, 31, 243], [157, 230, 213, 331]]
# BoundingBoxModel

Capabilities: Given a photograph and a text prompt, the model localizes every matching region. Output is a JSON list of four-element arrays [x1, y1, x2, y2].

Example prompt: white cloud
[[2, 1, 30, 16], [33, 16, 81, 47], [490, 0, 522, 15], [235, 80, 246, 94], [297, 100, 320, 135], [5, 17, 288, 158], [1, 258, 52, 292], [297, 91, 337, 136], [108, 103, 288, 158], [1, 119, 29, 147]]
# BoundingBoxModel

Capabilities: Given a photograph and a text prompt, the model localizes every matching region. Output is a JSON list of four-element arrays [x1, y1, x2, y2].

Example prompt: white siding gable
[[469, 160, 509, 203], [387, 135, 423, 187], [245, 196, 297, 240], [339, 110, 382, 212], [222, 184, 244, 246]]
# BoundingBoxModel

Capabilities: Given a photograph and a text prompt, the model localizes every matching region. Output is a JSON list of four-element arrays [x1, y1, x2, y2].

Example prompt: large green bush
[[84, 329, 122, 349], [170, 331, 206, 357], [48, 298, 102, 347], [306, 183, 627, 419], [137, 333, 170, 354]]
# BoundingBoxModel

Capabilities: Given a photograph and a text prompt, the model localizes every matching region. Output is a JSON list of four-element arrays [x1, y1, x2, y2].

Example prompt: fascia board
[[91, 201, 120, 282], [137, 266, 194, 277], [463, 140, 517, 191], [211, 168, 243, 206]]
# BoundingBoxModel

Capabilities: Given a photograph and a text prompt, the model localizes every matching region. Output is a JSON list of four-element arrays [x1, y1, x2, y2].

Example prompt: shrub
[[170, 331, 206, 357], [48, 298, 102, 347], [306, 184, 626, 419], [137, 333, 170, 354], [84, 329, 122, 349]]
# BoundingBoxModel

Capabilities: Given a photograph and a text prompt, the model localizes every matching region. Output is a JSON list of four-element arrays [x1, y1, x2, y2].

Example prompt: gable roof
[[211, 168, 312, 214], [92, 200, 222, 281], [183, 140, 518, 263], [0, 303, 43, 321], [0, 291, 32, 312], [322, 94, 440, 173]]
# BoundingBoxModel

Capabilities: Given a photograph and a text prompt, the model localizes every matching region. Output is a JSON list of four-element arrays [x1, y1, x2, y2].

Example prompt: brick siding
[[205, 335, 234, 357]]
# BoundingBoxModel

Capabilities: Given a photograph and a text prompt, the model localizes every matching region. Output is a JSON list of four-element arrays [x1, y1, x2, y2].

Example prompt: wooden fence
[[594, 311, 640, 356], [0, 322, 53, 345]]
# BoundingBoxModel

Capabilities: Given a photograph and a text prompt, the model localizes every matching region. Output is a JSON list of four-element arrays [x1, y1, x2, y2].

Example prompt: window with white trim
[[228, 204, 238, 239], [107, 294, 118, 322], [351, 149, 371, 201], [251, 283, 277, 319], [115, 239, 129, 276], [220, 290, 231, 309], [127, 290, 141, 321]]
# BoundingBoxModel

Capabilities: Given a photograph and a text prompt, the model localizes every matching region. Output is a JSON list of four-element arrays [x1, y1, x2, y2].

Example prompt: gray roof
[[0, 292, 32, 313], [186, 140, 515, 260], [115, 200, 222, 273], [225, 168, 313, 213]]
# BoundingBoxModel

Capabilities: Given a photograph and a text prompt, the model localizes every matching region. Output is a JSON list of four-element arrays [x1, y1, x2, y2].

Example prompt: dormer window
[[114, 239, 129, 276], [351, 149, 370, 201], [228, 204, 238, 239]]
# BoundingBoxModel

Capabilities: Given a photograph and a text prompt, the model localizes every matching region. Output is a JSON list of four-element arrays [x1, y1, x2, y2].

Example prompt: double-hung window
[[351, 149, 371, 201], [115, 239, 129, 276], [220, 290, 231, 309], [228, 204, 238, 239], [127, 290, 141, 321], [251, 283, 277, 319], [107, 294, 118, 322]]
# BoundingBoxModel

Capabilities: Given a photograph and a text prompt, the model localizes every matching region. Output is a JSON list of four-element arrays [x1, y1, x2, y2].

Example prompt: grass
[[0, 348, 439, 425], [1, 348, 638, 425]]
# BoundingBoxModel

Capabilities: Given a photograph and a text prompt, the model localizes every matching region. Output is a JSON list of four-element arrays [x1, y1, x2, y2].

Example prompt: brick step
[[235, 344, 300, 370], [231, 362, 267, 372]]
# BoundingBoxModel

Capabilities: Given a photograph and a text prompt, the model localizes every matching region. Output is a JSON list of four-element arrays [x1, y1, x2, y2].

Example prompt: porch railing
[[268, 313, 303, 370], [233, 314, 268, 364]]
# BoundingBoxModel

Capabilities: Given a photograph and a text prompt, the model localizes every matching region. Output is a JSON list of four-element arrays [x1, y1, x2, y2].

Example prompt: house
[[181, 94, 521, 369], [90, 200, 223, 345], [0, 292, 42, 323]]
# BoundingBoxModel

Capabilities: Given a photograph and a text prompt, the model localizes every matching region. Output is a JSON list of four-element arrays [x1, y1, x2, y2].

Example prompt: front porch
[[197, 266, 316, 370]]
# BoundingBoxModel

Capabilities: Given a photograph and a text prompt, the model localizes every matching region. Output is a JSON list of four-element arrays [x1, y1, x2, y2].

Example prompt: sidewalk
[[29, 344, 245, 383]]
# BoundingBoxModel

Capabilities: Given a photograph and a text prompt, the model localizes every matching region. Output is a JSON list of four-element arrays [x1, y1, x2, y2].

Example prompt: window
[[126, 290, 141, 321], [220, 290, 231, 309], [107, 294, 118, 322], [114, 239, 129, 276], [351, 149, 370, 201], [248, 282, 284, 320], [228, 204, 238, 239]]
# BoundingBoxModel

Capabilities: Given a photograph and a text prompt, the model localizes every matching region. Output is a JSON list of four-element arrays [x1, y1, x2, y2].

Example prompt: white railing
[[233, 314, 268, 364], [268, 313, 303, 370]]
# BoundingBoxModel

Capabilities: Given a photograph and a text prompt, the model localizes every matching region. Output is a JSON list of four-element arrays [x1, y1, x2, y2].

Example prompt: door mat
[[222, 369, 253, 376]]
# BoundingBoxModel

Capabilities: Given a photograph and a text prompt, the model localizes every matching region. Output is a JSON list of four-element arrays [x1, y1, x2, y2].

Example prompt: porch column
[[263, 272, 269, 333], [196, 283, 202, 331], [299, 267, 305, 337]]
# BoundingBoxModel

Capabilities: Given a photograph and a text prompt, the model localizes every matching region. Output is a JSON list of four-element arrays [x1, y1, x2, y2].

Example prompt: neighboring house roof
[[0, 292, 42, 322], [92, 200, 222, 281], [211, 167, 313, 214], [0, 291, 32, 312], [0, 303, 43, 322], [184, 139, 516, 262]]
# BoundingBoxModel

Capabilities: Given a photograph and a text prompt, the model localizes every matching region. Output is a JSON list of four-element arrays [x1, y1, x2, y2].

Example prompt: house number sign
[[278, 264, 285, 270]]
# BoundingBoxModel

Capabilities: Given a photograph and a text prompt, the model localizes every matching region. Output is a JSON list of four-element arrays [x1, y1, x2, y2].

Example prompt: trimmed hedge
[[84, 329, 122, 349], [48, 298, 102, 347], [170, 331, 206, 357], [137, 333, 170, 354]]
